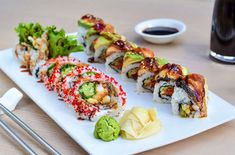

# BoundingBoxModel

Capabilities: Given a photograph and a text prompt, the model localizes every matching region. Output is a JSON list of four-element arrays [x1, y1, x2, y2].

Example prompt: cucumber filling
[[109, 56, 123, 73], [159, 85, 174, 100], [60, 64, 76, 79], [82, 71, 96, 77], [126, 67, 139, 80], [79, 82, 97, 100], [47, 64, 55, 77], [142, 76, 155, 91], [179, 104, 191, 117]]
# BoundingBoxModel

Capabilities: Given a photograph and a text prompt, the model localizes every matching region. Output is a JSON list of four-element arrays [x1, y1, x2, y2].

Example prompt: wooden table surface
[[1, 0, 235, 154]]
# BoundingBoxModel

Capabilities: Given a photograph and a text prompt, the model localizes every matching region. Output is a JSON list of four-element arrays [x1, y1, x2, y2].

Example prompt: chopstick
[[0, 119, 36, 155], [0, 103, 61, 155]]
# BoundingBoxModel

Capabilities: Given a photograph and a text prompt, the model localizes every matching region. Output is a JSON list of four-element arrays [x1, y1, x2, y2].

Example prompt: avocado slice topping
[[182, 67, 189, 75], [155, 57, 169, 67], [93, 36, 112, 50], [86, 28, 98, 37], [122, 52, 144, 69], [78, 19, 94, 29]]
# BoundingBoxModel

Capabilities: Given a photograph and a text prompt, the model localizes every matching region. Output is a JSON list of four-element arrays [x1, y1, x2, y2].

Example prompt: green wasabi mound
[[94, 115, 120, 142]]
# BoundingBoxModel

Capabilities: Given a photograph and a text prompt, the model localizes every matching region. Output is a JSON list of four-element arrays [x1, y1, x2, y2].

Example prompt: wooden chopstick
[[0, 103, 61, 155]]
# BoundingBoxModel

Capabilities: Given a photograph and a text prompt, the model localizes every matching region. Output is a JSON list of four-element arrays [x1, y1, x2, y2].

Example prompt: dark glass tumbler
[[210, 0, 235, 63]]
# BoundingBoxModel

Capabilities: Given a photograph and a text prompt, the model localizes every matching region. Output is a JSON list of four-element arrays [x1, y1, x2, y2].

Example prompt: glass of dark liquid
[[210, 0, 235, 63]]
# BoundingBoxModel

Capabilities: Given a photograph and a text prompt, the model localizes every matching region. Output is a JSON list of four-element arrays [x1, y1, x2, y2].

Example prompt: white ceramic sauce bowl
[[135, 18, 186, 44]]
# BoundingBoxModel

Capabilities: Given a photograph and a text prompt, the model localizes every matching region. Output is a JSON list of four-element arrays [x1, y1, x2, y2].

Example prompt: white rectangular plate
[[1, 48, 235, 155]]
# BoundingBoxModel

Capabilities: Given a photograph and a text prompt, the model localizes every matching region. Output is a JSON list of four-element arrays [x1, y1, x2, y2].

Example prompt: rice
[[171, 87, 190, 115], [105, 52, 124, 73], [77, 26, 87, 45], [85, 34, 99, 55], [32, 60, 46, 79]]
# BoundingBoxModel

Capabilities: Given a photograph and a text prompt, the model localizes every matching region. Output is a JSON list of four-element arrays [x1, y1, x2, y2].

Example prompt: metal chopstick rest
[[0, 103, 61, 155], [0, 119, 36, 155]]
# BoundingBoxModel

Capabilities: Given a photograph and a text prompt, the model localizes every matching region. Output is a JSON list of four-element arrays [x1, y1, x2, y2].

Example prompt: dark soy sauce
[[210, 0, 235, 57], [143, 26, 179, 35]]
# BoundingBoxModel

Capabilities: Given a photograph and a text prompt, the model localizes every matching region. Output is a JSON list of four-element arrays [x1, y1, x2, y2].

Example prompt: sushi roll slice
[[171, 73, 208, 118], [46, 57, 84, 90], [33, 60, 47, 79], [14, 35, 49, 73], [37, 56, 78, 90], [14, 43, 37, 71], [70, 74, 126, 121], [85, 23, 115, 56], [28, 33, 49, 72], [37, 57, 58, 87], [60, 66, 103, 102], [137, 57, 160, 93], [105, 40, 137, 73], [91, 32, 125, 63], [77, 14, 104, 46], [153, 63, 188, 104], [121, 47, 154, 82], [137, 57, 169, 93], [49, 58, 87, 96], [14, 23, 49, 73]]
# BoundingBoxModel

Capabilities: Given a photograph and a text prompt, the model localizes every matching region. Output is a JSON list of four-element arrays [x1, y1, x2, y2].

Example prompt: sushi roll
[[153, 63, 188, 104], [46, 57, 84, 90], [61, 66, 103, 102], [85, 23, 115, 56], [137, 57, 169, 93], [121, 47, 154, 82], [37, 57, 57, 87], [49, 58, 88, 96], [137, 57, 160, 93], [70, 74, 126, 121], [171, 74, 208, 118], [77, 14, 104, 46], [14, 43, 37, 71], [91, 32, 125, 63], [105, 40, 137, 73], [28, 32, 49, 72], [33, 60, 47, 79], [14, 35, 49, 73], [36, 56, 78, 90], [14, 23, 49, 73]]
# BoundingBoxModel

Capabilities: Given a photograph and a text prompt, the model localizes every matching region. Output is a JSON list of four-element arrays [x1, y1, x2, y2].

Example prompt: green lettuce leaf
[[15, 23, 44, 46], [46, 26, 84, 58]]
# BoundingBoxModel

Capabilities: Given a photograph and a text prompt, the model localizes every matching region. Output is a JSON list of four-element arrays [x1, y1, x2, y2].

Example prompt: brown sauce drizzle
[[93, 23, 105, 32], [185, 74, 205, 104], [113, 40, 133, 51], [141, 57, 159, 73]]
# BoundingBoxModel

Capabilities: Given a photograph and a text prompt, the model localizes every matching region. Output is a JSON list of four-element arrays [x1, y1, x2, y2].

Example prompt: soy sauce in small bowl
[[135, 19, 186, 44], [142, 26, 179, 36]]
